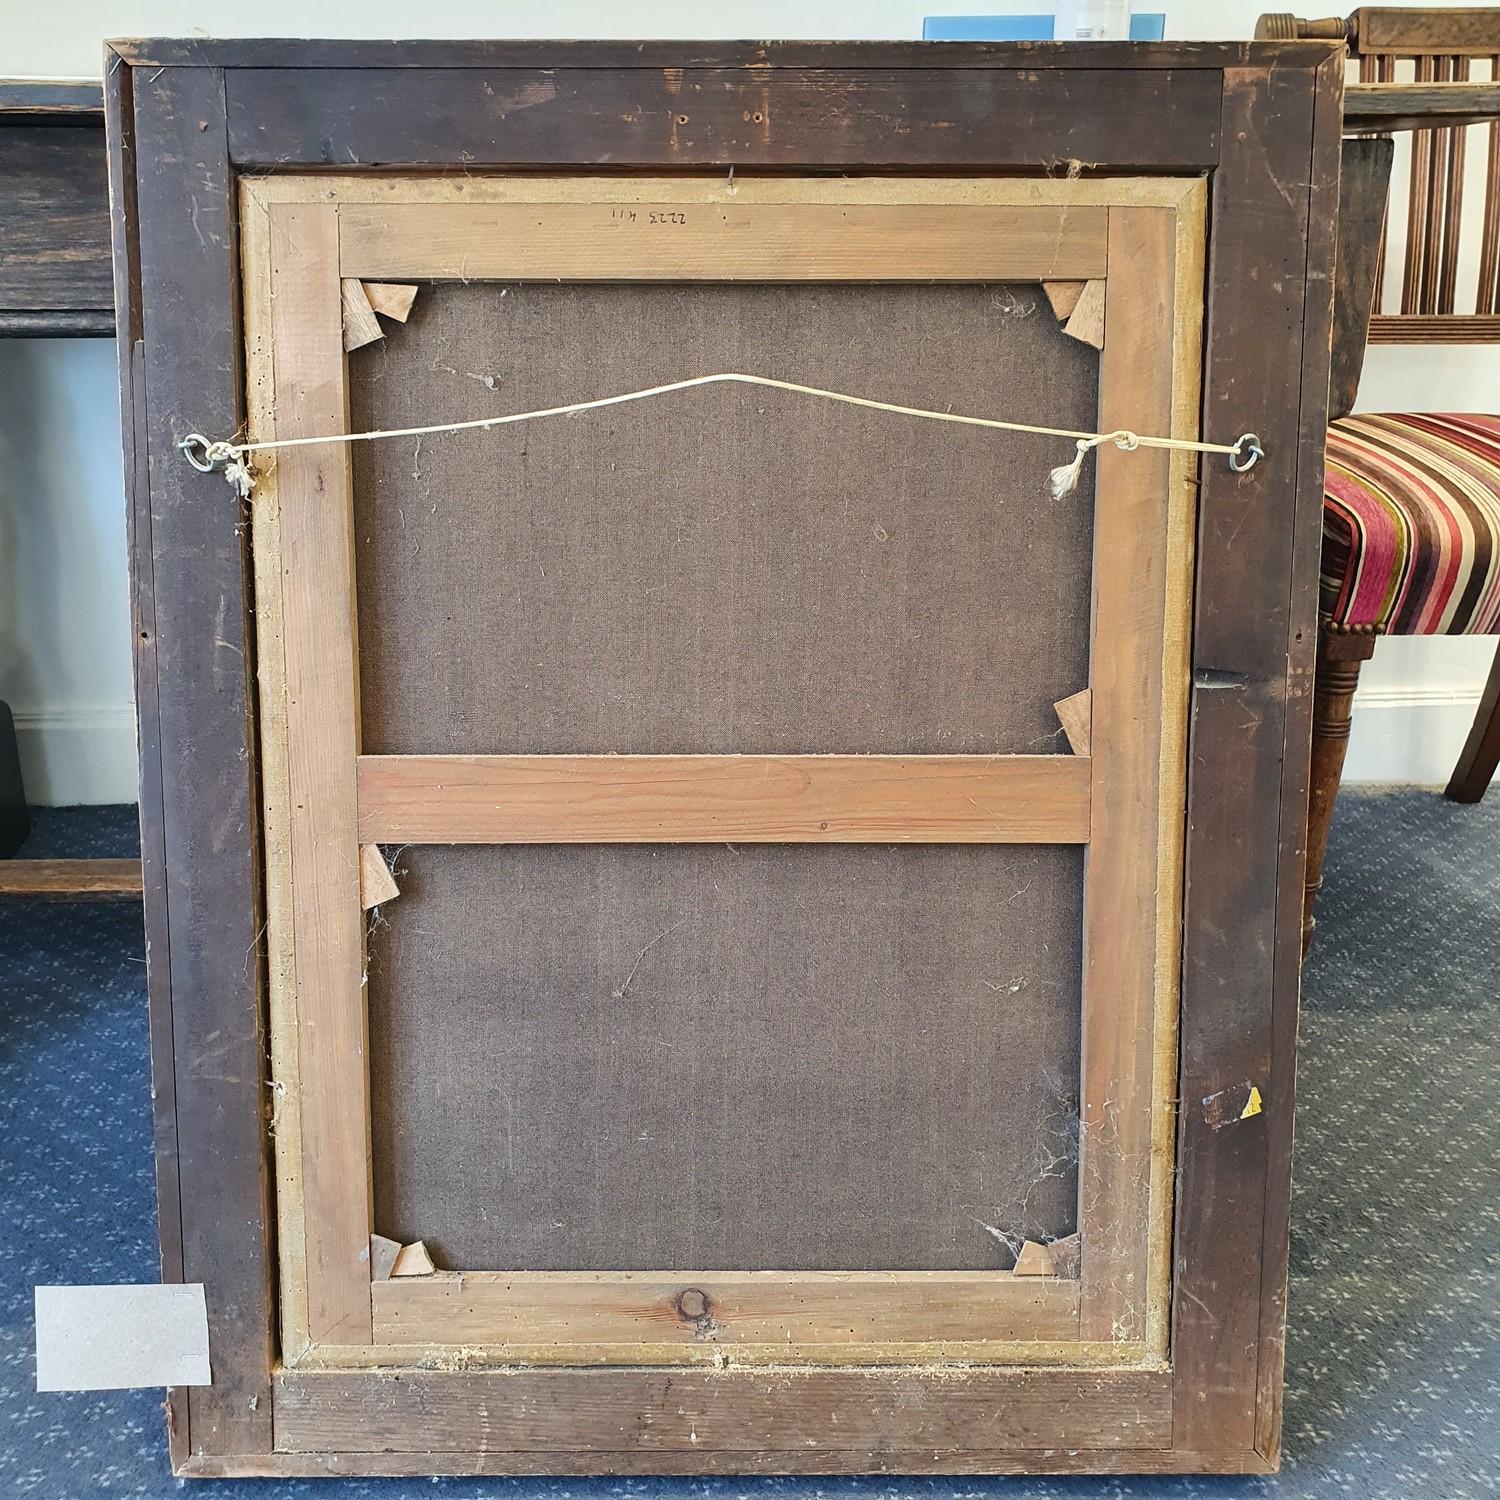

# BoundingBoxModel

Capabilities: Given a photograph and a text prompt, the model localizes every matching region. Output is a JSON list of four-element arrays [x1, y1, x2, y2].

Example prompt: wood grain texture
[[1041, 280, 1083, 319], [246, 174, 1208, 211], [355, 754, 1092, 844], [226, 66, 1223, 171], [338, 201, 1107, 281], [0, 79, 103, 116], [0, 308, 113, 335], [1054, 690, 1092, 756], [0, 124, 112, 317], [1145, 176, 1207, 1362], [1445, 640, 1500, 801], [1303, 631, 1378, 949], [292, 1335, 1144, 1373], [1344, 79, 1500, 131], [339, 278, 382, 351], [102, 53, 188, 1469], [122, 58, 274, 1460], [1479, 100, 1500, 317], [113, 37, 1318, 68], [1063, 279, 1107, 347], [182, 1445, 1272, 1478], [1403, 59, 1436, 315], [1174, 61, 1300, 1459], [1254, 50, 1344, 1466], [112, 37, 1342, 1476], [1173, 59, 1338, 1461], [358, 844, 399, 909], [0, 858, 142, 896], [1369, 312, 1500, 341], [1330, 137, 1395, 421], [272, 1367, 1172, 1454], [1358, 7, 1500, 55], [241, 174, 317, 1371], [372, 1271, 1079, 1349], [1078, 207, 1176, 1343], [1044, 280, 1086, 318], [390, 1242, 435, 1277], [269, 201, 372, 1346]]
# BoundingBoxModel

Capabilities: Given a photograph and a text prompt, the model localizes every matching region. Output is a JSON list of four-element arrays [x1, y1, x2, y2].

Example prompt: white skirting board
[[1344, 684, 1488, 787], [9, 704, 138, 806]]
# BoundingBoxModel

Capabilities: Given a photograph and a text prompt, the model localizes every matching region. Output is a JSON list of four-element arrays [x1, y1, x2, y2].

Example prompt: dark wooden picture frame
[[106, 37, 1342, 1477]]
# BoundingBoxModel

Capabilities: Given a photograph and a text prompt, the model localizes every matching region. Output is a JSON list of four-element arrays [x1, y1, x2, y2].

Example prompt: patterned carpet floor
[[0, 792, 1495, 1498]]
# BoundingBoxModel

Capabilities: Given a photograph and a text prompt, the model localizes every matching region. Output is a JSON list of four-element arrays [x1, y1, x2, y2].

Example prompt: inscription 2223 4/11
[[609, 207, 689, 227]]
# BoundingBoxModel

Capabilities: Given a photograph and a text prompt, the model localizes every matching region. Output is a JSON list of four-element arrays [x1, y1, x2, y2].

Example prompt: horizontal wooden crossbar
[[372, 1269, 1080, 1351], [338, 201, 1108, 282], [355, 754, 1091, 844]]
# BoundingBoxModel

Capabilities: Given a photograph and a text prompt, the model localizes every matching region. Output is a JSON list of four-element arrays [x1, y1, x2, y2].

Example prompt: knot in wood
[[676, 1287, 710, 1322]]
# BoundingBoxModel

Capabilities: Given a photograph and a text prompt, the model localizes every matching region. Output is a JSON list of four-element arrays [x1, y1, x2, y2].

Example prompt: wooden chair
[[1259, 11, 1500, 947]]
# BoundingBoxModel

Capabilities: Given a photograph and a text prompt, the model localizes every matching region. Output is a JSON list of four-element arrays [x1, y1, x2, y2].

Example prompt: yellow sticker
[[1240, 1085, 1264, 1120]]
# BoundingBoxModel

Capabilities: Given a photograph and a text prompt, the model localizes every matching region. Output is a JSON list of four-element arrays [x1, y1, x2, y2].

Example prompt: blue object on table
[[923, 14, 1167, 41]]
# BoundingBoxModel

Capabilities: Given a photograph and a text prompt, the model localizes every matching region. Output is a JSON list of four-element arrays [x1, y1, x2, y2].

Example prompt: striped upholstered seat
[[1322, 413, 1500, 635]]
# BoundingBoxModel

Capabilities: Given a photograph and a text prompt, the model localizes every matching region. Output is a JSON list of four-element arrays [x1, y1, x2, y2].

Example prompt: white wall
[[3, 0, 1493, 799], [0, 339, 135, 803]]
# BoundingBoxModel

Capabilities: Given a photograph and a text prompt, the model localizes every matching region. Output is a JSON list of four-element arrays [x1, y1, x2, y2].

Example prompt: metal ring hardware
[[178, 434, 217, 473], [1229, 433, 1264, 473]]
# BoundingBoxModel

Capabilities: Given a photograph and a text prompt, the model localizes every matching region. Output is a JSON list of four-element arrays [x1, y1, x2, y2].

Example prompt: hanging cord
[[177, 371, 1264, 500]]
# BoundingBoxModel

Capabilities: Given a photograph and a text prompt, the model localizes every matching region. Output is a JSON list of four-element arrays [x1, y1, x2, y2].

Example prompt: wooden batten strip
[[355, 754, 1092, 845], [271, 203, 373, 1346], [338, 202, 1108, 282], [372, 1270, 1079, 1349], [1076, 206, 1175, 1343], [0, 858, 143, 898]]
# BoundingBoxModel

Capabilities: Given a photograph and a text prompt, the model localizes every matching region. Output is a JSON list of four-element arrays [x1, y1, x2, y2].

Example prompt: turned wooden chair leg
[[1444, 640, 1500, 803], [1304, 623, 1379, 954]]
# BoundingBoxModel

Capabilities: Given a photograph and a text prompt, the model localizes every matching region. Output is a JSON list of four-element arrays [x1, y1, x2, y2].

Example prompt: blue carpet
[[0, 793, 1495, 1497]]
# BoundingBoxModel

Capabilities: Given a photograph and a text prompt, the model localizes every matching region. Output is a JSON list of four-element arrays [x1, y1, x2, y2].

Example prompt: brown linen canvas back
[[368, 841, 1084, 1270], [352, 280, 1097, 1271], [350, 281, 1098, 756]]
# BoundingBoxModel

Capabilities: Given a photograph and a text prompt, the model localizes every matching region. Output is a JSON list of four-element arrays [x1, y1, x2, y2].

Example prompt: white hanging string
[[178, 370, 1263, 501]]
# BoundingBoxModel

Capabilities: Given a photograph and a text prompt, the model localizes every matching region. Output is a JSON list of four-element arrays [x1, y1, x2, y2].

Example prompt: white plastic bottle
[[1058, 1, 1132, 40]]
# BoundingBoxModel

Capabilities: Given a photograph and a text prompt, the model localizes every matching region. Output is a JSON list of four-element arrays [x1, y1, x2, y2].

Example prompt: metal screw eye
[[1229, 433, 1264, 473], [178, 433, 217, 472]]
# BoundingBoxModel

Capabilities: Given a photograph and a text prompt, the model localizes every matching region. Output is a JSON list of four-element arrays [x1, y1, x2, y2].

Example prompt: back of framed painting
[[107, 37, 1341, 1477]]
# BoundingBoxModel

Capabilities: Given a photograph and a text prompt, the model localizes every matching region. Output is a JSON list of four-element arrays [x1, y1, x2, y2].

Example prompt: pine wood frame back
[[244, 173, 1199, 1376], [104, 37, 1343, 1478]]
